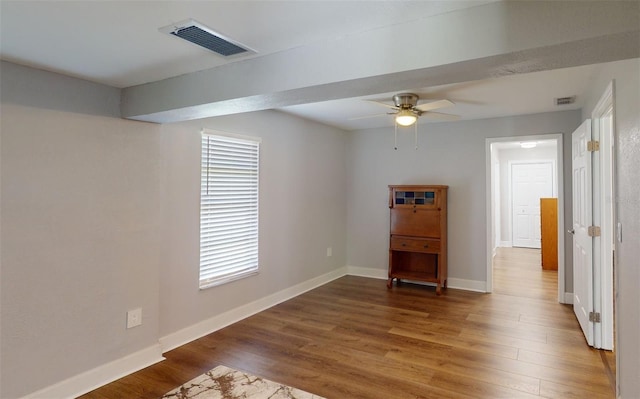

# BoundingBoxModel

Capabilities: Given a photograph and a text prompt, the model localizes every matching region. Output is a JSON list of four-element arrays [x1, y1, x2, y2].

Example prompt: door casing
[[591, 82, 615, 352]]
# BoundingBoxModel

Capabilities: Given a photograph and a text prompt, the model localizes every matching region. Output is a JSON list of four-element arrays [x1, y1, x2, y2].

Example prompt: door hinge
[[589, 312, 601, 323], [587, 140, 600, 152], [588, 226, 601, 237]]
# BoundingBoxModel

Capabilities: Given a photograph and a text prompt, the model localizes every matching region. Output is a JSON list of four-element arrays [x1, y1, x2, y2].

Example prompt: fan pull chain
[[394, 122, 419, 150], [394, 123, 398, 150]]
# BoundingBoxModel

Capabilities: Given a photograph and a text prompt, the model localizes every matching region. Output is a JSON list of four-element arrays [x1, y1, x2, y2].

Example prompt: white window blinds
[[200, 131, 260, 289]]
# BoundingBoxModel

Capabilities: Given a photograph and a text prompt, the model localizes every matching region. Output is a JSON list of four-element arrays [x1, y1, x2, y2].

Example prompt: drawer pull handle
[[423, 244, 429, 248], [401, 243, 406, 246]]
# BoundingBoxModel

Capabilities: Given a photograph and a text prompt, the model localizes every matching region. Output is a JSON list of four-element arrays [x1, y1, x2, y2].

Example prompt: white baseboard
[[500, 241, 513, 247], [20, 344, 164, 399], [448, 277, 487, 293], [160, 267, 348, 352], [564, 292, 574, 304], [346, 266, 486, 293], [346, 265, 387, 280]]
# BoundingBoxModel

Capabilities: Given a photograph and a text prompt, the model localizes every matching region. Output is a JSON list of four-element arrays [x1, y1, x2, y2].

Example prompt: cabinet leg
[[386, 278, 392, 289], [436, 284, 442, 296], [444, 279, 448, 289]]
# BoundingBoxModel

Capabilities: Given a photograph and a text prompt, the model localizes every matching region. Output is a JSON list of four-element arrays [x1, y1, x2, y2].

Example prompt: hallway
[[493, 247, 558, 301]]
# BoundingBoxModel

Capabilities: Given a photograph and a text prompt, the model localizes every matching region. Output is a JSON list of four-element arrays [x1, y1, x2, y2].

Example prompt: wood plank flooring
[[80, 248, 614, 398]]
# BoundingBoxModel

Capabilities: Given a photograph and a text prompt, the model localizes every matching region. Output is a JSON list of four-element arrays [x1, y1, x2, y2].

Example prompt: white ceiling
[[0, 1, 493, 87], [0, 1, 627, 130], [492, 139, 556, 151]]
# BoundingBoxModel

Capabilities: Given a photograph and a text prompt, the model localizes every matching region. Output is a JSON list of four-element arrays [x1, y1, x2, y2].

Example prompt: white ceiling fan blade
[[415, 99, 455, 112], [422, 112, 460, 121], [365, 100, 400, 110], [349, 113, 391, 121]]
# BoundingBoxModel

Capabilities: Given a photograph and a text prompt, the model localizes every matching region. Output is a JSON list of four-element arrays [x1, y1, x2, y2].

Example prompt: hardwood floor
[[80, 248, 614, 398]]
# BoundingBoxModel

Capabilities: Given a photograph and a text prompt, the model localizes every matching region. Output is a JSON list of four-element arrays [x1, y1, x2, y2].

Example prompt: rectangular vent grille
[[555, 96, 576, 106], [172, 26, 246, 56], [160, 19, 254, 58]]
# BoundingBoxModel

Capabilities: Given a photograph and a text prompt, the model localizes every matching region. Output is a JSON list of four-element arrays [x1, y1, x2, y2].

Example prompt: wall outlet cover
[[127, 308, 142, 329]]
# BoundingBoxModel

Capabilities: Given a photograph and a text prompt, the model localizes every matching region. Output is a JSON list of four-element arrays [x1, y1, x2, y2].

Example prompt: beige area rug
[[161, 365, 325, 399]]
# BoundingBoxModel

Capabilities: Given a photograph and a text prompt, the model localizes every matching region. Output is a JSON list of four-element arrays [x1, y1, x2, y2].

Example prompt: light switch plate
[[617, 222, 622, 242]]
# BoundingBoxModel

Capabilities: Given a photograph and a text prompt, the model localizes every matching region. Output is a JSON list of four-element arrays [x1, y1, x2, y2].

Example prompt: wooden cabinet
[[540, 198, 558, 270], [387, 185, 448, 295]]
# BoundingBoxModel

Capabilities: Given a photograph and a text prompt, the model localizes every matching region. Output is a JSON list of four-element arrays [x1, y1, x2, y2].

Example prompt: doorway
[[485, 134, 565, 302]]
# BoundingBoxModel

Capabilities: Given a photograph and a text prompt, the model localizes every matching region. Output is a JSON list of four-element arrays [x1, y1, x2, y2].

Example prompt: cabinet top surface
[[389, 185, 448, 189]]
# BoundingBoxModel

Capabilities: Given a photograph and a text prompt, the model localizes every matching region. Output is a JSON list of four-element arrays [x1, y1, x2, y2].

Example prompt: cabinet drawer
[[390, 236, 440, 253]]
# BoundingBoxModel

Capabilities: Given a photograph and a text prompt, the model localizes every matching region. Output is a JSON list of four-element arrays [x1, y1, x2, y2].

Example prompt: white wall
[[0, 63, 348, 398], [581, 58, 640, 398], [345, 111, 580, 286], [497, 145, 558, 245]]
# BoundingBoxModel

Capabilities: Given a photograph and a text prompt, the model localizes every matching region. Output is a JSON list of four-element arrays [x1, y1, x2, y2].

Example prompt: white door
[[512, 162, 553, 248], [572, 119, 594, 346]]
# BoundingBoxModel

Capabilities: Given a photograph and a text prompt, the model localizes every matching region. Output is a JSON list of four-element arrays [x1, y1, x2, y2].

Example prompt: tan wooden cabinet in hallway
[[540, 197, 558, 270]]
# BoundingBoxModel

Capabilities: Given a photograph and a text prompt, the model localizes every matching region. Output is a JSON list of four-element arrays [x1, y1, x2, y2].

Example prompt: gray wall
[[0, 63, 348, 398], [345, 111, 580, 287], [158, 111, 347, 336], [581, 58, 640, 398], [1, 103, 163, 396]]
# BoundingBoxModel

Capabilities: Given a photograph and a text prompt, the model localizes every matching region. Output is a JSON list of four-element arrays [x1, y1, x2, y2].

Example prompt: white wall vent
[[555, 96, 576, 106], [160, 19, 255, 57]]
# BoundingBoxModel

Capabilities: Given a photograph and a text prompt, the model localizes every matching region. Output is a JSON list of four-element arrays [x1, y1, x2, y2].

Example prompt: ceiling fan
[[356, 93, 460, 126]]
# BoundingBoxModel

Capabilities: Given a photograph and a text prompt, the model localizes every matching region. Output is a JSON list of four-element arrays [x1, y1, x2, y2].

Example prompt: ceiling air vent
[[555, 96, 576, 106], [160, 19, 255, 57]]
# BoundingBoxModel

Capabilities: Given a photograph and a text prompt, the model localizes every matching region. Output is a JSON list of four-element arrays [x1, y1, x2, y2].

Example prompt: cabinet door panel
[[390, 236, 440, 253], [390, 209, 441, 238]]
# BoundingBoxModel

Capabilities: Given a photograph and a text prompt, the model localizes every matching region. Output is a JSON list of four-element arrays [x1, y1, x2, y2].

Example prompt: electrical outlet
[[127, 308, 142, 329], [326, 247, 332, 257]]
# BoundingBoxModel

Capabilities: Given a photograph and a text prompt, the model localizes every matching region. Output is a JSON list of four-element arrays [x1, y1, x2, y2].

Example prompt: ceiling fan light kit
[[395, 109, 418, 126]]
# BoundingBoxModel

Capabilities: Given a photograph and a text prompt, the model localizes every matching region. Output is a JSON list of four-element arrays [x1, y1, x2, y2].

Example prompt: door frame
[[508, 159, 556, 248], [485, 133, 566, 303], [591, 81, 615, 351]]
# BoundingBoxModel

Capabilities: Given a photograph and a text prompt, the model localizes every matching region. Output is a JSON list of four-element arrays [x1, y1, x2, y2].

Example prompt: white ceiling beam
[[121, 1, 640, 124]]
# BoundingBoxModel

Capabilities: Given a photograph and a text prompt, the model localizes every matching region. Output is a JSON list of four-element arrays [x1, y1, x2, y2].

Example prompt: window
[[199, 130, 260, 289]]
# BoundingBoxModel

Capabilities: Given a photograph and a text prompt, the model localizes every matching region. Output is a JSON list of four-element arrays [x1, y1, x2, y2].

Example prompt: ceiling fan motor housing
[[393, 93, 419, 109]]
